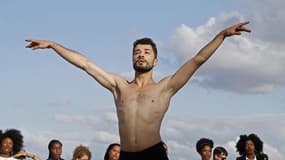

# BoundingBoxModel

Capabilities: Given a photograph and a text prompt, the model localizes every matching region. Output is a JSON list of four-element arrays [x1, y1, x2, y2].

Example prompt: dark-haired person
[[47, 140, 64, 160], [104, 143, 120, 160], [213, 146, 227, 160], [0, 129, 40, 160], [236, 133, 268, 160], [26, 22, 250, 160], [196, 138, 214, 160], [0, 129, 23, 160]]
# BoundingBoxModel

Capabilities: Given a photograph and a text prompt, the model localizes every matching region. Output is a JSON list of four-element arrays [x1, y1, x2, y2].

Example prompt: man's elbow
[[80, 58, 90, 71]]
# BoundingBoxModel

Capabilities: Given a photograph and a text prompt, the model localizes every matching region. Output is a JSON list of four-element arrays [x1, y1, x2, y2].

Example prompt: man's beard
[[133, 62, 153, 73]]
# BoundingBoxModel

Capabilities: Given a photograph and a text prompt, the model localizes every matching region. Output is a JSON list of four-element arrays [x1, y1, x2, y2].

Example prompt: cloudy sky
[[1, 0, 284, 160]]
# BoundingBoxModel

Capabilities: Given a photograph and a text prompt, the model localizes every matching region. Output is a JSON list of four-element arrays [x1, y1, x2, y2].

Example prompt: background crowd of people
[[0, 129, 120, 160], [0, 129, 268, 160], [196, 134, 268, 160]]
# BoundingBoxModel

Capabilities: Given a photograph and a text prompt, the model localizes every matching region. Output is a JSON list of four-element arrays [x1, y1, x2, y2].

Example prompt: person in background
[[47, 140, 64, 160], [213, 146, 227, 160], [72, 145, 91, 160], [236, 133, 268, 160], [196, 138, 214, 160], [0, 129, 23, 159], [0, 129, 39, 160], [104, 143, 120, 160]]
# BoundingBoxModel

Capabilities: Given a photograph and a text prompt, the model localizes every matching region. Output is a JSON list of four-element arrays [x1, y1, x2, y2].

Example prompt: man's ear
[[153, 58, 158, 66]]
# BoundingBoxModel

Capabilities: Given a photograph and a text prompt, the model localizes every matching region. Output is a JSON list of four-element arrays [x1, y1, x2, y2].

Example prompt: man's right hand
[[25, 39, 54, 50]]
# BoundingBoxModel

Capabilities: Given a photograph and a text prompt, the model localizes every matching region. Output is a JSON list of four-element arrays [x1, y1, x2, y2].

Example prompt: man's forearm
[[193, 31, 226, 66], [49, 42, 89, 70]]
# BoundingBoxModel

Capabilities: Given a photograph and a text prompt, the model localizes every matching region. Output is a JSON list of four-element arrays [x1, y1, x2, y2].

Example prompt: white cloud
[[93, 131, 119, 143], [169, 11, 285, 94], [53, 110, 119, 132], [264, 143, 283, 160], [104, 111, 118, 122], [54, 114, 99, 124], [167, 140, 196, 160]]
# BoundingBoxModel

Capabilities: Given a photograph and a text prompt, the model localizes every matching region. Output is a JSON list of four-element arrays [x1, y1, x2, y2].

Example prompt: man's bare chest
[[122, 90, 158, 105]]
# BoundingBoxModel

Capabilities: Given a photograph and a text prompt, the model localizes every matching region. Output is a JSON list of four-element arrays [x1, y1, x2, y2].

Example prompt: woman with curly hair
[[235, 133, 268, 160], [0, 129, 40, 160], [0, 129, 23, 159], [196, 138, 214, 160]]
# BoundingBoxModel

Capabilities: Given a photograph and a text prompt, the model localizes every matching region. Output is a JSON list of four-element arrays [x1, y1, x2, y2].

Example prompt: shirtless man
[[26, 22, 250, 160]]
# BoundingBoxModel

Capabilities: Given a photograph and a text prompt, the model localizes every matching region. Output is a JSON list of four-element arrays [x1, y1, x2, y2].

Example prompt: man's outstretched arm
[[25, 39, 117, 92], [165, 21, 251, 95]]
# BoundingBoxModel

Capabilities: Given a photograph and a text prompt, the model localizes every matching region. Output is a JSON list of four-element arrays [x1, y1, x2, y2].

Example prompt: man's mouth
[[137, 59, 145, 63]]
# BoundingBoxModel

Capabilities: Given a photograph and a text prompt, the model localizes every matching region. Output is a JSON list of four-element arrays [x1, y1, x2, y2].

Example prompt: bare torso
[[113, 79, 171, 151]]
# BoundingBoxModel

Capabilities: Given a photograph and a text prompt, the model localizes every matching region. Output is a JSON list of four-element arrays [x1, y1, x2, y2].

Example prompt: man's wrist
[[219, 30, 228, 38], [214, 31, 226, 41], [48, 41, 56, 49]]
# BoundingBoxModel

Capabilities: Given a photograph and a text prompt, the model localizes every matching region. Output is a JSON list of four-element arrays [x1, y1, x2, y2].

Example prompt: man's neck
[[133, 71, 155, 88]]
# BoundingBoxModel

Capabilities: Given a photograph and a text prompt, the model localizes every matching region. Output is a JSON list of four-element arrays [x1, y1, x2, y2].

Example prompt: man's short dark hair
[[133, 37, 157, 58], [196, 138, 214, 153]]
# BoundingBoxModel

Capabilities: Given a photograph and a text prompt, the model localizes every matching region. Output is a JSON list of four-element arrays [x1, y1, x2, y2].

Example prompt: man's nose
[[138, 53, 144, 57]]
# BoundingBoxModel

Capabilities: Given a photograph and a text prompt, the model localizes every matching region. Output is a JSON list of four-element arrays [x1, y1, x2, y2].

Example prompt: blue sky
[[1, 1, 284, 160]]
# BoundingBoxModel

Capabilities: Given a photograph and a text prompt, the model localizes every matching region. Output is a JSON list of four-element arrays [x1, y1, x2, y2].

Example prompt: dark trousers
[[119, 142, 169, 160]]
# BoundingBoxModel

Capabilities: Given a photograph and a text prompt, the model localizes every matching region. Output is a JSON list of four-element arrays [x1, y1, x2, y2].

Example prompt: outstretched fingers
[[25, 39, 49, 50], [25, 39, 38, 45], [227, 21, 251, 36], [25, 39, 38, 48], [237, 21, 251, 33], [237, 27, 251, 33], [240, 21, 250, 26]]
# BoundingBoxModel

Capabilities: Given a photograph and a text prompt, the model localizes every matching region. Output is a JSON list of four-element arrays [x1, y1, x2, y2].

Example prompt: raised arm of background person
[[164, 21, 251, 95], [25, 39, 118, 92], [14, 150, 41, 160]]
